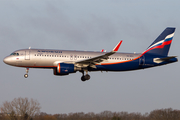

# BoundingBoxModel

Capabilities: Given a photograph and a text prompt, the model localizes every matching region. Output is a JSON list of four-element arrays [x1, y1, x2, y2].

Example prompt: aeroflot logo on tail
[[37, 50, 62, 53]]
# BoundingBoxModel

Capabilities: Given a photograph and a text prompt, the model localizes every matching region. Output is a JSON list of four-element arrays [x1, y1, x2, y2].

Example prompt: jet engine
[[53, 63, 76, 76]]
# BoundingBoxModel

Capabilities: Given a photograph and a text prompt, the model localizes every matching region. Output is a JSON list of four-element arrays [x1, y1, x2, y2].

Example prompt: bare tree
[[148, 108, 180, 120], [1, 97, 41, 120]]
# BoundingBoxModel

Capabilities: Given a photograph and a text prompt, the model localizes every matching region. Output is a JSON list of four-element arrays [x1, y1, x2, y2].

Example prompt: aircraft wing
[[75, 41, 122, 68]]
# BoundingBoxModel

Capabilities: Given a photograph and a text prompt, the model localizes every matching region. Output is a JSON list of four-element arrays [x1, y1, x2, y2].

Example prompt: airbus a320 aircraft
[[3, 27, 178, 81]]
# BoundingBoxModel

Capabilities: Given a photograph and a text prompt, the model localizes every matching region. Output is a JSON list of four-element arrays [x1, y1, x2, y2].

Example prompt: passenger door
[[25, 50, 30, 60], [139, 56, 145, 68]]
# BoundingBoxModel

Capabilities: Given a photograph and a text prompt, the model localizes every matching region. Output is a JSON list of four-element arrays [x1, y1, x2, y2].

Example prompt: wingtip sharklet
[[113, 40, 122, 52]]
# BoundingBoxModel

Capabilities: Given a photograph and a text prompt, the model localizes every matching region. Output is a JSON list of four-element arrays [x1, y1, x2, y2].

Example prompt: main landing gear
[[24, 68, 29, 78], [81, 70, 90, 82]]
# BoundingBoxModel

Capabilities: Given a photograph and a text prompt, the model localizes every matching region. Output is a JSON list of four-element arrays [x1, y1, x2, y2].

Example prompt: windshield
[[10, 53, 19, 56]]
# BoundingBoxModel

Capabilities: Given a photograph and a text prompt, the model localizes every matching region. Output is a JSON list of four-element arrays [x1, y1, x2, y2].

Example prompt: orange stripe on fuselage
[[99, 40, 172, 66]]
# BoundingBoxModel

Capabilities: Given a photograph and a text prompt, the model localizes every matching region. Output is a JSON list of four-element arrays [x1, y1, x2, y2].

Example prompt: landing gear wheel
[[24, 68, 29, 78], [80, 70, 91, 82], [24, 74, 28, 78], [81, 76, 86, 82], [81, 74, 90, 81], [84, 74, 90, 80]]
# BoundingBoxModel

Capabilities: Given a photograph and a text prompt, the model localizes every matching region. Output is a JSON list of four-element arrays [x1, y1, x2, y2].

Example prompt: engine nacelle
[[53, 63, 76, 76]]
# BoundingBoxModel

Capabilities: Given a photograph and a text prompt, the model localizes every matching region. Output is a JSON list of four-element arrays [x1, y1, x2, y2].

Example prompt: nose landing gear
[[81, 70, 90, 82], [24, 68, 29, 78]]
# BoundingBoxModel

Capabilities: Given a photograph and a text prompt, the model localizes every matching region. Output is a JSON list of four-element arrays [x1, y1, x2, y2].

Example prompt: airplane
[[3, 27, 178, 81]]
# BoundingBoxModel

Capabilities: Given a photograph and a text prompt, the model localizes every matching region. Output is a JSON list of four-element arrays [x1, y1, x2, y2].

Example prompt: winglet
[[112, 40, 122, 52]]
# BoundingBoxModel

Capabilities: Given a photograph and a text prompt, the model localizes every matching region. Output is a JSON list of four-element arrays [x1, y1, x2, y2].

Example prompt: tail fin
[[143, 27, 175, 56]]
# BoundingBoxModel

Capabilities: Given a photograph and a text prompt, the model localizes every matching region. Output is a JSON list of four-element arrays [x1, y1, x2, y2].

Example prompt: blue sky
[[0, 0, 180, 114]]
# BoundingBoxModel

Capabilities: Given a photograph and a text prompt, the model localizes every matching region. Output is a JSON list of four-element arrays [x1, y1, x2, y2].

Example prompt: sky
[[0, 0, 180, 114]]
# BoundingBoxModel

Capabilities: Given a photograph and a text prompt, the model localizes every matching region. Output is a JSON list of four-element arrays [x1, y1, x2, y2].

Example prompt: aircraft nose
[[3, 57, 12, 65]]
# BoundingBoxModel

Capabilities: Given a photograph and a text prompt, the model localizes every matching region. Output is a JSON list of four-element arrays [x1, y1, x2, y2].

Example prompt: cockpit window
[[10, 53, 19, 56]]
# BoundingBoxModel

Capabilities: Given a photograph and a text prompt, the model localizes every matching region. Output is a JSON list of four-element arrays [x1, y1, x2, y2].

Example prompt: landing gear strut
[[24, 68, 29, 78], [81, 70, 90, 81]]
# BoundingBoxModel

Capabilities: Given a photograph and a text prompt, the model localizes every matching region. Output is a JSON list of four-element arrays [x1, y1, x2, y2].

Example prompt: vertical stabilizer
[[143, 27, 175, 56]]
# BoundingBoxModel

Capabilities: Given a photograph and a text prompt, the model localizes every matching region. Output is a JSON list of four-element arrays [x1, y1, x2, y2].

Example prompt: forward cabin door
[[25, 50, 30, 60]]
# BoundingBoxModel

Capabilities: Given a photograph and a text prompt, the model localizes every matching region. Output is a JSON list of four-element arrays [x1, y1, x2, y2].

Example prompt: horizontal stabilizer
[[153, 56, 177, 63], [158, 56, 177, 61]]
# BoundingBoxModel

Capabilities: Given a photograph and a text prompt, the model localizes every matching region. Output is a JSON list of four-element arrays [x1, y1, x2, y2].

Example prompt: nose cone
[[3, 56, 12, 65]]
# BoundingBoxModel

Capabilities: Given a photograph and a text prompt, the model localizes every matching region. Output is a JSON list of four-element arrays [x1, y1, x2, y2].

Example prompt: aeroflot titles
[[37, 50, 62, 53]]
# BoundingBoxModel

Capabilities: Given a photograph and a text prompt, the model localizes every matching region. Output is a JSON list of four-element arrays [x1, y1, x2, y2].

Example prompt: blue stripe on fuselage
[[94, 59, 140, 71], [89, 54, 177, 72]]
